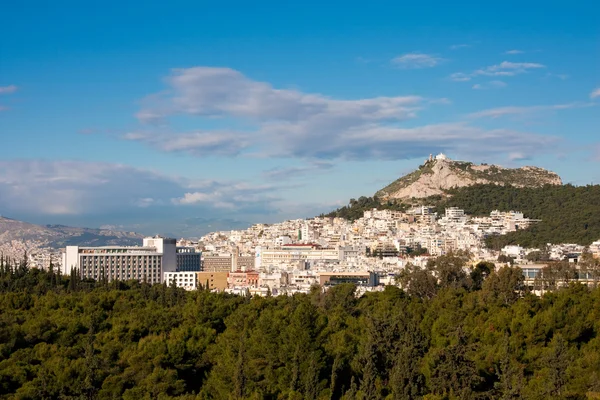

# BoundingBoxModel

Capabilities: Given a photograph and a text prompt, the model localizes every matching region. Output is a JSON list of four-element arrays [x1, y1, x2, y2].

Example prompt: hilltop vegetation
[[436, 184, 600, 248], [321, 196, 407, 221], [2, 256, 600, 399]]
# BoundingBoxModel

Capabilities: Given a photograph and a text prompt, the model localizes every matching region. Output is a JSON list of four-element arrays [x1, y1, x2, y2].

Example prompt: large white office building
[[61, 236, 201, 284]]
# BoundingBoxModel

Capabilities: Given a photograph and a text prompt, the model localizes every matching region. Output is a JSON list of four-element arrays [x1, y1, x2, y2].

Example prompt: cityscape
[[1, 154, 590, 299], [49, 194, 599, 296], [2, 0, 600, 398]]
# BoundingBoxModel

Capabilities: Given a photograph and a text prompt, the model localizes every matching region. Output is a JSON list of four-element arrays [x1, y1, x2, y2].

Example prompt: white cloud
[[472, 81, 507, 90], [0, 161, 182, 215], [591, 88, 600, 99], [171, 181, 287, 216], [508, 152, 530, 161], [474, 61, 545, 77], [391, 53, 444, 69], [451, 61, 545, 82], [0, 85, 17, 94], [137, 67, 423, 124], [130, 66, 559, 162], [468, 102, 594, 119], [450, 73, 472, 82], [0, 160, 284, 218], [505, 50, 524, 54], [450, 44, 470, 50]]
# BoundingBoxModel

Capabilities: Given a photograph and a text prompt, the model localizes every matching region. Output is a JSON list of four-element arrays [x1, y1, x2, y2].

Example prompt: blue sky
[[1, 0, 599, 237]]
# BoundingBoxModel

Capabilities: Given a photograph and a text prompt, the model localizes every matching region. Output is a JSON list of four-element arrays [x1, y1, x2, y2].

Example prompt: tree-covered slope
[[320, 196, 407, 221], [2, 260, 600, 399], [436, 184, 600, 248]]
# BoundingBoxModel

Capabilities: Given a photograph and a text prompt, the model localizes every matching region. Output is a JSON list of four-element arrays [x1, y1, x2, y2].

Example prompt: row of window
[[82, 267, 159, 272], [83, 255, 161, 260], [84, 274, 159, 279]]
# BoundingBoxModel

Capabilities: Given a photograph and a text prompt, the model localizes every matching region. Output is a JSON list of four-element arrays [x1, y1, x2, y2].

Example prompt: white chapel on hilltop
[[426, 153, 451, 163]]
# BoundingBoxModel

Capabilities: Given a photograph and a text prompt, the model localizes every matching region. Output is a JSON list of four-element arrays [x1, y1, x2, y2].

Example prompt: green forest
[[323, 184, 600, 248], [2, 256, 600, 399]]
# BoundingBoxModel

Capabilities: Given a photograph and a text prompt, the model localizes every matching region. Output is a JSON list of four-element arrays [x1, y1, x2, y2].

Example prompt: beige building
[[197, 271, 229, 291], [202, 255, 232, 272], [202, 254, 255, 272]]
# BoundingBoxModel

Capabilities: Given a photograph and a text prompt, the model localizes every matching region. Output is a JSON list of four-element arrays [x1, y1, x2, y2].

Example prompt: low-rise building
[[228, 270, 259, 288], [318, 271, 379, 287], [197, 271, 229, 291], [164, 271, 199, 290]]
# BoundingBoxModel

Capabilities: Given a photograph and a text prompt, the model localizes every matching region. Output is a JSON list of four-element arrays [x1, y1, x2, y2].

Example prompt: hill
[[0, 216, 144, 253], [375, 154, 562, 200], [324, 183, 600, 248]]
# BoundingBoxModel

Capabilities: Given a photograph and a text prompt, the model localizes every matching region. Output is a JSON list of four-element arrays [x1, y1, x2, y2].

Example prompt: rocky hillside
[[0, 216, 144, 251], [376, 155, 562, 199]]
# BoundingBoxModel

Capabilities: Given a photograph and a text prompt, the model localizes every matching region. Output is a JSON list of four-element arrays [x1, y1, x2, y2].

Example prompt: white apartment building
[[164, 271, 199, 290], [62, 236, 183, 284], [445, 207, 465, 221], [259, 271, 288, 289], [258, 244, 342, 268]]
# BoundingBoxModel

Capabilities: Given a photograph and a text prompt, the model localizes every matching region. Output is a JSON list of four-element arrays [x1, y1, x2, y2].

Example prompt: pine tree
[[494, 334, 524, 399], [48, 256, 55, 288]]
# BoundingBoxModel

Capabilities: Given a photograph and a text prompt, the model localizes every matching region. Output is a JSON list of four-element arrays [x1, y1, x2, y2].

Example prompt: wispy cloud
[[591, 88, 600, 99], [78, 128, 102, 135], [450, 73, 472, 82], [123, 130, 250, 157], [172, 181, 285, 213], [508, 152, 531, 161], [450, 44, 470, 50], [129, 66, 559, 162], [505, 50, 524, 55], [468, 102, 594, 119], [0, 85, 17, 94], [472, 80, 507, 90], [263, 161, 334, 180], [474, 61, 545, 77], [545, 73, 569, 80], [355, 56, 372, 64], [391, 53, 444, 69], [451, 61, 545, 82]]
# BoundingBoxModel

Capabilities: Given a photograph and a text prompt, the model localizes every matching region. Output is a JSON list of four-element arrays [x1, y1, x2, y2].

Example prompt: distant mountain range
[[0, 216, 144, 250], [376, 154, 562, 199]]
